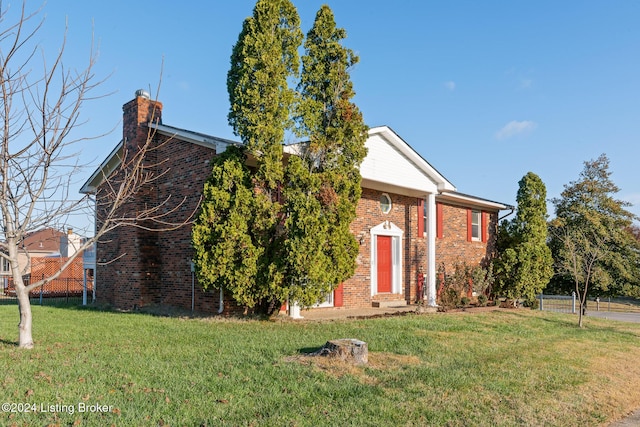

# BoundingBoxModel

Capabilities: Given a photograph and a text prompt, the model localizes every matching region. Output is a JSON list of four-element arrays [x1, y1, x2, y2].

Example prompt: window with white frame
[[0, 257, 9, 274], [471, 210, 481, 241], [380, 193, 392, 214], [315, 290, 334, 308], [423, 200, 427, 236]]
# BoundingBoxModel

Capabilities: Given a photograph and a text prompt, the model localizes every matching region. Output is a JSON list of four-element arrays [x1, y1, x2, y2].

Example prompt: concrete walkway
[[609, 409, 640, 427], [299, 304, 420, 320]]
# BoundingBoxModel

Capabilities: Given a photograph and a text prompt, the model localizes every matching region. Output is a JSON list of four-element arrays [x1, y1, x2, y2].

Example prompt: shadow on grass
[[298, 346, 322, 355], [0, 338, 17, 347]]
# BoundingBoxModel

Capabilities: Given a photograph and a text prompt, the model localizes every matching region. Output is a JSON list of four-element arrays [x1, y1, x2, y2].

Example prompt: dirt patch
[[346, 310, 415, 320]]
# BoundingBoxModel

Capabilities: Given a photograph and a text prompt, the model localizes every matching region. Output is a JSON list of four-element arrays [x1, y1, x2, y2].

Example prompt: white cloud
[[444, 81, 456, 91], [495, 120, 537, 140]]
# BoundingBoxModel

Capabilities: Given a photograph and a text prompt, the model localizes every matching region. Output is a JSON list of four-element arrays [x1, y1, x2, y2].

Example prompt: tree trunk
[[578, 310, 584, 328], [16, 284, 34, 349]]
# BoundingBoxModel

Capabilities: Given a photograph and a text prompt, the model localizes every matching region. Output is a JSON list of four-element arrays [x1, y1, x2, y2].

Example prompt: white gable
[[360, 126, 456, 197]]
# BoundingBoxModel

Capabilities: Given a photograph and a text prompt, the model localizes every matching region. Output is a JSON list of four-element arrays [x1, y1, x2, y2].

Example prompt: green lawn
[[1, 305, 640, 426]]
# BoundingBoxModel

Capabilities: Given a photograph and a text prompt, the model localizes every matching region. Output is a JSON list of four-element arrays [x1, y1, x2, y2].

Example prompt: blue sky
[[13, 1, 640, 229]]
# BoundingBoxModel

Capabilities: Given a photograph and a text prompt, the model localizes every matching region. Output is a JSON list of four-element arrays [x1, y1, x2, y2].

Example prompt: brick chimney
[[119, 90, 163, 309], [122, 90, 163, 155]]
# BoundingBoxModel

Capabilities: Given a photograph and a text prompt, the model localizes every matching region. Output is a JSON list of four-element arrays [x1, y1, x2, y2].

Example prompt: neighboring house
[[4, 228, 67, 277], [1, 228, 65, 291], [81, 92, 511, 314], [2, 228, 93, 297]]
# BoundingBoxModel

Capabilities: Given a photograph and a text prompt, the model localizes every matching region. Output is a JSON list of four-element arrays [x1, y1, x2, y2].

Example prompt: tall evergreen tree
[[194, 0, 302, 313], [192, 146, 262, 308], [194, 2, 367, 313], [494, 172, 554, 304], [549, 154, 640, 320], [283, 5, 368, 305]]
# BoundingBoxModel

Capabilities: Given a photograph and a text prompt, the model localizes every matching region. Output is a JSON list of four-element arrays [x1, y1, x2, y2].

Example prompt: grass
[[1, 306, 640, 426]]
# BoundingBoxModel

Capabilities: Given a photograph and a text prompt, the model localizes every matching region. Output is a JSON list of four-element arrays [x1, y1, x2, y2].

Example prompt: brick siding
[[346, 188, 428, 307], [435, 202, 498, 270], [95, 96, 500, 314]]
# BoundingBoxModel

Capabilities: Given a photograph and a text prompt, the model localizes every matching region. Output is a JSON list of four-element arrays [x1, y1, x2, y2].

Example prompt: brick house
[[81, 92, 511, 314], [1, 227, 83, 277]]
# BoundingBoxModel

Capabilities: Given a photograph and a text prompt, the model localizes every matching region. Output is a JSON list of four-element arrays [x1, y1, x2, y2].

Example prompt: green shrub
[[460, 296, 470, 307], [440, 288, 460, 311], [524, 298, 540, 310], [477, 294, 488, 307]]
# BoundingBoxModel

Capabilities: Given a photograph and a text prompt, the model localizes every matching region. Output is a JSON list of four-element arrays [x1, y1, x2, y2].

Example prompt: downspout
[[190, 261, 195, 313], [499, 205, 516, 221], [218, 288, 224, 314], [82, 268, 87, 306], [92, 196, 97, 305]]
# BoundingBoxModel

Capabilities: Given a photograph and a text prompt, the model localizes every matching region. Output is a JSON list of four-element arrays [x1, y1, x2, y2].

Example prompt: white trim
[[315, 290, 334, 308], [80, 141, 123, 194], [367, 126, 456, 193], [370, 221, 403, 297], [426, 193, 437, 307], [149, 122, 239, 151], [437, 191, 507, 211]]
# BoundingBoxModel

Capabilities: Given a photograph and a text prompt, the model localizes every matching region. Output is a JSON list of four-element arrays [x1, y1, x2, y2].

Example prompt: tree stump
[[312, 339, 368, 365]]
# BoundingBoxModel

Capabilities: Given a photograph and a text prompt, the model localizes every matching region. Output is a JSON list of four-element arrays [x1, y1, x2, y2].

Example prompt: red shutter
[[467, 209, 473, 242], [481, 212, 488, 243], [334, 283, 344, 307], [436, 202, 443, 239], [417, 198, 424, 236]]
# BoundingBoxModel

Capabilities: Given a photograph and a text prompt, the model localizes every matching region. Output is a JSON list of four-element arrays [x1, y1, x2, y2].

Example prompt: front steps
[[372, 300, 407, 308]]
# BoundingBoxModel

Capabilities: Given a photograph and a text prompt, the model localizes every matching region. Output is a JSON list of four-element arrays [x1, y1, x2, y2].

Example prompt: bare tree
[[553, 225, 608, 328], [0, 3, 191, 348]]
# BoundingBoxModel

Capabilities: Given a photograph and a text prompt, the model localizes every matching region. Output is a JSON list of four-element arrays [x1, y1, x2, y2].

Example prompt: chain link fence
[[0, 275, 93, 305], [537, 293, 640, 314]]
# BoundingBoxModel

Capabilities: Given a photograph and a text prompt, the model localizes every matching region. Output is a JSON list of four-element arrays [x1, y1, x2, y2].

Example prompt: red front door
[[333, 283, 344, 307], [377, 235, 392, 293]]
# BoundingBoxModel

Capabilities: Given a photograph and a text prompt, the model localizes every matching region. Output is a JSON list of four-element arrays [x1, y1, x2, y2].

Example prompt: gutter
[[499, 205, 516, 221]]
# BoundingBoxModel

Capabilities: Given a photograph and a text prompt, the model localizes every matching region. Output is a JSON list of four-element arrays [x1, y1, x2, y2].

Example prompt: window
[[380, 193, 392, 214], [423, 200, 427, 235], [471, 210, 481, 241], [417, 198, 426, 236], [0, 257, 9, 274], [467, 209, 488, 242]]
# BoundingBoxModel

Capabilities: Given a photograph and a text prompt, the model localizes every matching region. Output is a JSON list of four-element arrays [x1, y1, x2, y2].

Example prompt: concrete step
[[372, 300, 407, 308], [415, 305, 438, 314]]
